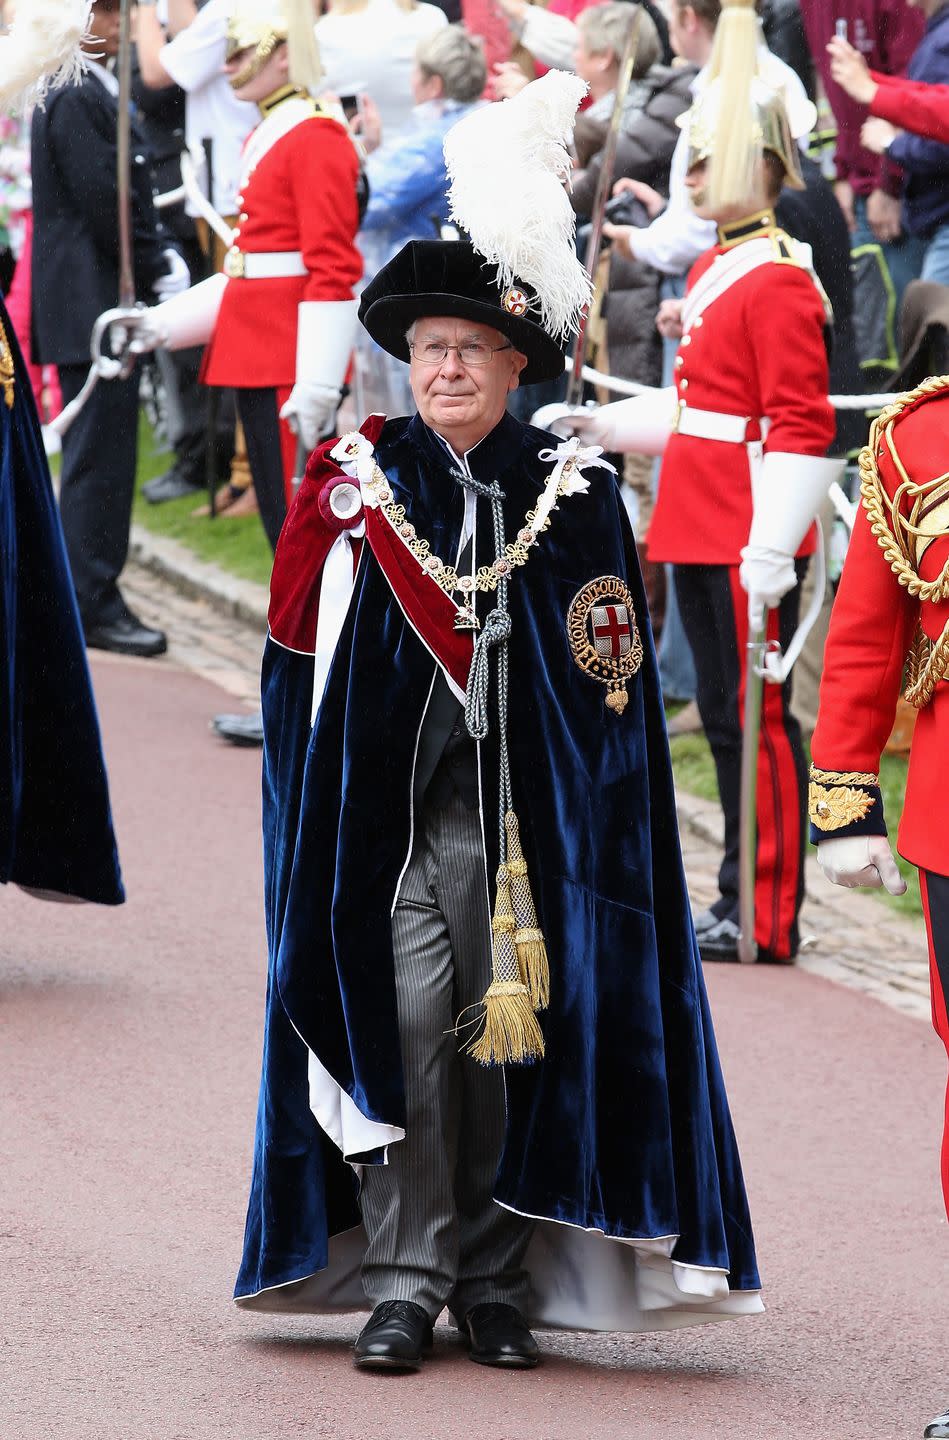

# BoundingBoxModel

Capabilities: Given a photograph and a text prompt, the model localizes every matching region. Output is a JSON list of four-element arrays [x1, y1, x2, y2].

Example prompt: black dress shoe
[[143, 469, 203, 504], [85, 613, 167, 658], [464, 1303, 539, 1368], [353, 1300, 433, 1371], [697, 915, 740, 963], [211, 709, 264, 746], [925, 1409, 949, 1437]]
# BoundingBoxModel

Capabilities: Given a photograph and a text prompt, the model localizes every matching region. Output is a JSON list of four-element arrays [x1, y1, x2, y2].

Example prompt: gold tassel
[[504, 810, 550, 1012], [468, 865, 545, 1065]]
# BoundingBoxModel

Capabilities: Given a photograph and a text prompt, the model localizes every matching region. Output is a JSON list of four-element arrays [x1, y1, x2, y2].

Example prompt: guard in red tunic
[[539, 0, 841, 963], [810, 378, 949, 1440], [118, 0, 364, 553]]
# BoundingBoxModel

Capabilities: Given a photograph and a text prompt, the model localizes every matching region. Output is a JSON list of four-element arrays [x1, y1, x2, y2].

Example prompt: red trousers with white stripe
[[675, 562, 808, 961], [921, 870, 949, 1218]]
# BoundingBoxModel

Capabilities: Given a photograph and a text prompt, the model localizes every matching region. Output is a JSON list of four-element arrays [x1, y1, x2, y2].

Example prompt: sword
[[565, 5, 643, 410], [737, 620, 771, 964], [116, 0, 134, 315], [97, 0, 143, 383]]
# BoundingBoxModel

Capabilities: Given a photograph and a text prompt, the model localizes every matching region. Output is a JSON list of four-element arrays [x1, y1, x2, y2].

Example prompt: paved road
[[3, 582, 948, 1440]]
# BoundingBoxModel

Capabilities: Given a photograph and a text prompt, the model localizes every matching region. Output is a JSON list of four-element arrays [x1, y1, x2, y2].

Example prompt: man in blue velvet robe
[[0, 292, 123, 907], [232, 234, 763, 1371]]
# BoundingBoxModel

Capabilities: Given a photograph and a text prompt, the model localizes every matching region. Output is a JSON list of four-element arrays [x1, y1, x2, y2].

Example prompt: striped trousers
[[675, 561, 808, 961], [359, 789, 533, 1322]]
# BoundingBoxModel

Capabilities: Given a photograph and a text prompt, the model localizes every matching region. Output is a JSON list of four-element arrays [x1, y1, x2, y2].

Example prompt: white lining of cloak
[[234, 1215, 763, 1331], [282, 467, 473, 1164]]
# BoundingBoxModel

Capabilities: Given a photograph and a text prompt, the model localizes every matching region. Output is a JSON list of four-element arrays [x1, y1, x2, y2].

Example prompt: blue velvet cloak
[[0, 297, 123, 905], [235, 411, 762, 1331]]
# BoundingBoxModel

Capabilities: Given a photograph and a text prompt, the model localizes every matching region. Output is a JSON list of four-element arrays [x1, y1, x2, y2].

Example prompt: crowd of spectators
[[2, 0, 948, 672]]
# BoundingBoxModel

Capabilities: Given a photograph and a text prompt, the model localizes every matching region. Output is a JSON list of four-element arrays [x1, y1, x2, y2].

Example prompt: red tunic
[[647, 230, 835, 566], [202, 95, 363, 389], [811, 384, 949, 874]]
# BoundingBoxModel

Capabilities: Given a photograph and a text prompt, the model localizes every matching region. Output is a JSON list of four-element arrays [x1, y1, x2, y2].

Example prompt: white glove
[[531, 403, 614, 444], [279, 381, 341, 449], [103, 308, 164, 360], [134, 273, 226, 352], [280, 298, 359, 450], [739, 543, 797, 630], [817, 834, 907, 895], [533, 387, 676, 456], [153, 247, 191, 301]]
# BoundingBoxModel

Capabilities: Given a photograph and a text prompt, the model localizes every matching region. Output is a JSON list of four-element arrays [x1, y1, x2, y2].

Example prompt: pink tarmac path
[[3, 651, 948, 1440]]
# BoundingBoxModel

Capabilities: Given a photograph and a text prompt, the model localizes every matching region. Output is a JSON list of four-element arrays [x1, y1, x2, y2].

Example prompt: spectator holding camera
[[317, 0, 447, 145], [570, 3, 695, 387], [358, 25, 487, 278]]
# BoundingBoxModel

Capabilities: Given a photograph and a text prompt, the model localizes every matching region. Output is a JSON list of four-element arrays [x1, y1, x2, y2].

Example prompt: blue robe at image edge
[[0, 296, 123, 904], [235, 410, 760, 1306]]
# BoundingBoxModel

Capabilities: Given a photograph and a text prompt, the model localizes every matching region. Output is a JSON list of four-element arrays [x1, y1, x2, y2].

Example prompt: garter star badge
[[567, 576, 643, 715]]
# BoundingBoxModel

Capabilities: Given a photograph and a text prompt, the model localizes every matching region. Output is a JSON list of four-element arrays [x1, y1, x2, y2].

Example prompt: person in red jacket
[[104, 0, 364, 745], [537, 0, 841, 963], [830, 31, 949, 145], [809, 376, 949, 1440], [114, 0, 364, 557]]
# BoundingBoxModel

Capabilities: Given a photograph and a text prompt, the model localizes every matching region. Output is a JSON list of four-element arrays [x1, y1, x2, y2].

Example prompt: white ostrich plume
[[0, 0, 92, 111], [443, 69, 592, 344]]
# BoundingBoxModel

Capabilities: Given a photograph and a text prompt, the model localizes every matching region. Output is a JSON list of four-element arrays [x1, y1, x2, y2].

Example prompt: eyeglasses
[[409, 340, 513, 367]]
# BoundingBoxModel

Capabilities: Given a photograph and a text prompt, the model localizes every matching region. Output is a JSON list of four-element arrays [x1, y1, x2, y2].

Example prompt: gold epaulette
[[808, 765, 878, 832], [859, 375, 949, 708]]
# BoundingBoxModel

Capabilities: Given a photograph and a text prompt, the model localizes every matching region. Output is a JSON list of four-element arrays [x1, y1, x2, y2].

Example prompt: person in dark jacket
[[31, 0, 187, 656], [859, 0, 949, 284], [776, 150, 865, 453], [571, 44, 696, 387], [131, 46, 235, 504]]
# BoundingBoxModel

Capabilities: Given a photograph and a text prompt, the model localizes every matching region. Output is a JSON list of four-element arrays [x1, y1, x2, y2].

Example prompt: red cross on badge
[[503, 287, 528, 317], [591, 603, 632, 659]]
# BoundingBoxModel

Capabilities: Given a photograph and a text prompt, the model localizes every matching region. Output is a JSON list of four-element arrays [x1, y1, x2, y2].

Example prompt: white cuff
[[150, 273, 226, 350], [747, 452, 845, 556], [296, 299, 359, 389]]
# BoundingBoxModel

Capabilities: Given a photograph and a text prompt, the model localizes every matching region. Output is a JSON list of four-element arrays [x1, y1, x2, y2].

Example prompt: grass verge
[[132, 414, 273, 588]]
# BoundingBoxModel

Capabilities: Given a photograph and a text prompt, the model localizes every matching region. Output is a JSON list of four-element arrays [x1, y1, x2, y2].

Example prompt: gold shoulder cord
[[858, 374, 949, 709], [808, 766, 879, 832], [0, 315, 14, 408]]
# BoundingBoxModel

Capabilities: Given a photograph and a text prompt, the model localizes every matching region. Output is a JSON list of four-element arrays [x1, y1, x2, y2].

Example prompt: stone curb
[[129, 523, 269, 628]]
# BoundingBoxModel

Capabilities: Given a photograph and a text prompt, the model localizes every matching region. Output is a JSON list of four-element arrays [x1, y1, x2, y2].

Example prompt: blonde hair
[[578, 1, 660, 74], [416, 24, 487, 103]]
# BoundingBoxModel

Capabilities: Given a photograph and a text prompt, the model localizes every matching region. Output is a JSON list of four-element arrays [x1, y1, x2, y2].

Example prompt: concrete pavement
[[2, 561, 947, 1440]]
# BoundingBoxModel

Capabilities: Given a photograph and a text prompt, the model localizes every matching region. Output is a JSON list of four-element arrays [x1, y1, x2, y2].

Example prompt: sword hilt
[[90, 305, 148, 381]]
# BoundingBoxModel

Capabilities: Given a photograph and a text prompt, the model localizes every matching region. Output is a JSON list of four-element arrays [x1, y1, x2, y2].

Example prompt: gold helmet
[[226, 0, 322, 94], [683, 75, 806, 197], [678, 0, 816, 208]]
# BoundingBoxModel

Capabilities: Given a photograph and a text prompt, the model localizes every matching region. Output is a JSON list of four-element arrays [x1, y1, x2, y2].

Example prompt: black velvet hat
[[358, 240, 568, 387]]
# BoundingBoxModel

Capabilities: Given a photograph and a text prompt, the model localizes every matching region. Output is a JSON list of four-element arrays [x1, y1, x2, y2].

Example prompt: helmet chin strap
[[228, 32, 281, 91]]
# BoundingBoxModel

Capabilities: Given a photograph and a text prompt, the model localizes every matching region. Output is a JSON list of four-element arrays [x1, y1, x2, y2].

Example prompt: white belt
[[223, 247, 306, 280], [674, 403, 770, 444]]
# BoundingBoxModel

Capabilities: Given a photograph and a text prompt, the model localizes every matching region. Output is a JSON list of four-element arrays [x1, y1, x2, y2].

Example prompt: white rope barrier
[[572, 357, 904, 411]]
